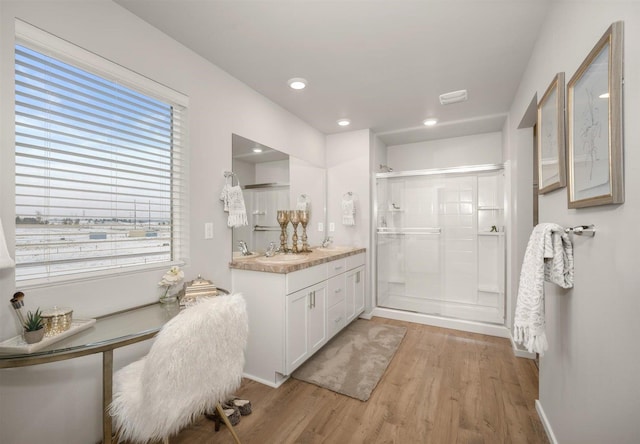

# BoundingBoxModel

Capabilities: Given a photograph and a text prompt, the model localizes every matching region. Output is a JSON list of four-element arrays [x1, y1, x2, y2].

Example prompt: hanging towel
[[0, 218, 15, 270], [219, 176, 248, 228], [342, 194, 355, 226], [296, 194, 310, 212], [514, 223, 574, 356]]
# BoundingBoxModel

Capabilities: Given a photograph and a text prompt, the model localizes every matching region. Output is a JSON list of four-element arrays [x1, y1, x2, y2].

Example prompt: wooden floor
[[171, 317, 549, 444]]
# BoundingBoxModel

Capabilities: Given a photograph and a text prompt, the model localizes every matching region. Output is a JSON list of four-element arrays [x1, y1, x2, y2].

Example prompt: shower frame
[[372, 163, 508, 335]]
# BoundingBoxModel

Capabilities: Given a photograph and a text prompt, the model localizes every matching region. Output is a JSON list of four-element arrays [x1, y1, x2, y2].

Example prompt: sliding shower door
[[376, 167, 504, 324]]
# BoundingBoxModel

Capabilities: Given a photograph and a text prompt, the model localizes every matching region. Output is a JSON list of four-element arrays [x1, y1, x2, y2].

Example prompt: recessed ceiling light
[[599, 92, 610, 99], [439, 89, 468, 105], [423, 118, 438, 126], [252, 147, 263, 153], [337, 119, 351, 127], [287, 77, 307, 90]]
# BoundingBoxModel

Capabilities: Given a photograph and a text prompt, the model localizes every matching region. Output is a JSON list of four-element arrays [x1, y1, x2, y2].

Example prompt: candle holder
[[277, 210, 290, 253], [289, 210, 300, 253], [299, 210, 310, 252]]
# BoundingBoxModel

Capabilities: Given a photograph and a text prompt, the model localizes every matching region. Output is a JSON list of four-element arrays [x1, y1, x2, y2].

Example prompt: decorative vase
[[23, 328, 45, 344], [159, 293, 178, 305]]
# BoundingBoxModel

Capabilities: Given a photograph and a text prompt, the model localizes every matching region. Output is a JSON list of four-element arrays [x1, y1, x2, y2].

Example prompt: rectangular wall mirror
[[231, 134, 326, 256]]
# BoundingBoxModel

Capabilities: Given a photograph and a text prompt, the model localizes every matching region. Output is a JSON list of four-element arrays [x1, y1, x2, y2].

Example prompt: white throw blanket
[[514, 223, 574, 356]]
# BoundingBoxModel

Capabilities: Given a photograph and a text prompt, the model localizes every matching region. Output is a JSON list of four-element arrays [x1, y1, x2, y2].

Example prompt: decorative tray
[[0, 318, 96, 354]]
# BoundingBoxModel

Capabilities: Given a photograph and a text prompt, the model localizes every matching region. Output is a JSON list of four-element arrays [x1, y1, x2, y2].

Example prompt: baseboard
[[371, 307, 510, 338], [510, 334, 537, 359], [242, 372, 288, 389], [358, 309, 374, 320], [535, 400, 558, 444]]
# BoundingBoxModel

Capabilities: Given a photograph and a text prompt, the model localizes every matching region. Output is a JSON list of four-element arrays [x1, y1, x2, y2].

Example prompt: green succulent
[[24, 308, 44, 332]]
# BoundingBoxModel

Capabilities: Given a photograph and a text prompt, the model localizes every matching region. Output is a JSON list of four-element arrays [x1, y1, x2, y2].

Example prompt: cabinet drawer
[[328, 300, 346, 339], [286, 263, 327, 294], [327, 258, 347, 278], [346, 253, 365, 270], [327, 274, 346, 306]]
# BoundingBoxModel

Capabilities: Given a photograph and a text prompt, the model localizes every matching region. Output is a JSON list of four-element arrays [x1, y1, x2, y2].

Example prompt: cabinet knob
[[334, 288, 342, 293]]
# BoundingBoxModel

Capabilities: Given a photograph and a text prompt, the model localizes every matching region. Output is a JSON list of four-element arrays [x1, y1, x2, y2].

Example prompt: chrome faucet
[[238, 240, 252, 256], [265, 241, 278, 257], [321, 236, 333, 248]]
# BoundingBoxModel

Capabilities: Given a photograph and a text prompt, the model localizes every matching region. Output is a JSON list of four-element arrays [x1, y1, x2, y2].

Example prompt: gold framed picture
[[537, 72, 566, 194], [567, 21, 624, 208]]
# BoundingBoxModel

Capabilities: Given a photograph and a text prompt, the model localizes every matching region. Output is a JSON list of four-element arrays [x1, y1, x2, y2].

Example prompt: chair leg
[[163, 437, 169, 444], [215, 403, 241, 444]]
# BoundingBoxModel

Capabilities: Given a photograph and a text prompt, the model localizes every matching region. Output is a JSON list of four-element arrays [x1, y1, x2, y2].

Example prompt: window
[[14, 22, 188, 284]]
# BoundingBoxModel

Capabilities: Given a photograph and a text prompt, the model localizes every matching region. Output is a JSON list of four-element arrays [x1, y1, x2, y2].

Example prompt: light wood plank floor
[[169, 317, 549, 444]]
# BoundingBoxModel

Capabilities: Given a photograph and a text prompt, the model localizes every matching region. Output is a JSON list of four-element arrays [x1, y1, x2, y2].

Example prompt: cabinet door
[[307, 282, 327, 356], [286, 281, 327, 374], [354, 266, 365, 315], [286, 288, 310, 372], [346, 266, 365, 322]]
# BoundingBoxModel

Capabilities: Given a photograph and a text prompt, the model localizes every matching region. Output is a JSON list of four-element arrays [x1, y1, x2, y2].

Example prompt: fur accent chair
[[109, 293, 248, 443]]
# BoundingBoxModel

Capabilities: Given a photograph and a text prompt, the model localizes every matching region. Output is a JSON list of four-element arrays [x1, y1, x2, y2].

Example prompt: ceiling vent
[[439, 89, 468, 105]]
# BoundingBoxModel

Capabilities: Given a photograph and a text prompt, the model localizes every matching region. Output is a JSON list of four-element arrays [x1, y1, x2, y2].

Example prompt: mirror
[[231, 134, 326, 256]]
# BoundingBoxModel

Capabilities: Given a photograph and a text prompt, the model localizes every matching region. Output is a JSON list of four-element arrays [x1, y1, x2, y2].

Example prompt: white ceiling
[[115, 0, 551, 146]]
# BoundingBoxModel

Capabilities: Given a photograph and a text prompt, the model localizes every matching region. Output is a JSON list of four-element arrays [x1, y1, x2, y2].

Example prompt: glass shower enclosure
[[376, 165, 505, 324]]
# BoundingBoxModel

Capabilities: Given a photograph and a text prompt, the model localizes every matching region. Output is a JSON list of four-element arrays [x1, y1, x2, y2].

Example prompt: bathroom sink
[[232, 251, 261, 260], [255, 254, 308, 264], [315, 245, 354, 253]]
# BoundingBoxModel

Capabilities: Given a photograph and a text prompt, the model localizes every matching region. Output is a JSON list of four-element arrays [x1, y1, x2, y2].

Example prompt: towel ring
[[223, 171, 239, 186]]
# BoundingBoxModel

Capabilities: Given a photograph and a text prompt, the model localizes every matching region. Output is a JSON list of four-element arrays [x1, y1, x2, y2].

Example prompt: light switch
[[204, 222, 214, 239], [318, 222, 324, 232], [329, 222, 335, 232]]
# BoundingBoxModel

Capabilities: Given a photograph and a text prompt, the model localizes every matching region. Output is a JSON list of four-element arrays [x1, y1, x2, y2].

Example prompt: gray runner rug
[[292, 319, 407, 401]]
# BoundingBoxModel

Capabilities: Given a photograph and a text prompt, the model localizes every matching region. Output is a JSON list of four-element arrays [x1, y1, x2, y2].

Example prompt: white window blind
[[14, 26, 188, 284]]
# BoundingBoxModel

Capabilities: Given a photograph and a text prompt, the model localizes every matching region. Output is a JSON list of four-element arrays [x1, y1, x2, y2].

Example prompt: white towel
[[0, 218, 15, 270], [342, 197, 355, 226], [514, 223, 573, 356], [220, 182, 248, 228], [296, 194, 310, 212]]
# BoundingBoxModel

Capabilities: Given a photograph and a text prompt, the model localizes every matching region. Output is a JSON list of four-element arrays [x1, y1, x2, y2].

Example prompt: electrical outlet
[[329, 222, 335, 232], [204, 222, 214, 239], [318, 222, 324, 232]]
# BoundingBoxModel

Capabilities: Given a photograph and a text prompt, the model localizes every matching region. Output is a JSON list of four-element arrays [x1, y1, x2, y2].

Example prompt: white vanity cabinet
[[230, 249, 366, 388]]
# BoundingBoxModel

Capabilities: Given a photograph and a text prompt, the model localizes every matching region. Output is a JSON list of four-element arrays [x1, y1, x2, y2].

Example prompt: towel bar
[[564, 225, 596, 237]]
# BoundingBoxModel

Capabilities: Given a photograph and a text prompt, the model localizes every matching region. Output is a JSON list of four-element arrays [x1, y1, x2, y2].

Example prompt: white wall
[[326, 129, 372, 311], [505, 2, 640, 442], [386, 131, 503, 171], [0, 2, 325, 443]]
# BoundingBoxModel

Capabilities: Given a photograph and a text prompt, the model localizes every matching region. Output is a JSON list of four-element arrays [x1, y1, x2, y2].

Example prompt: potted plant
[[23, 308, 45, 344]]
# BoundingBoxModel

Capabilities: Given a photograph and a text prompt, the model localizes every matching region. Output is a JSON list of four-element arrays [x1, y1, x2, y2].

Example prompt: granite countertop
[[229, 247, 366, 274]]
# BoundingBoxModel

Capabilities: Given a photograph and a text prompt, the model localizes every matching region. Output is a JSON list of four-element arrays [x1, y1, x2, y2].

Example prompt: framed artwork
[[567, 21, 624, 208], [537, 72, 566, 194]]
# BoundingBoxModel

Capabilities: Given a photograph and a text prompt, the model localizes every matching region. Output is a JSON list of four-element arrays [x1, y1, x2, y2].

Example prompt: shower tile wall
[[438, 176, 477, 307]]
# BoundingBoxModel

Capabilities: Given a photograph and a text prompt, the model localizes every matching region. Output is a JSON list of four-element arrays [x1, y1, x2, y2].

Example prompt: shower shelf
[[478, 285, 501, 293]]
